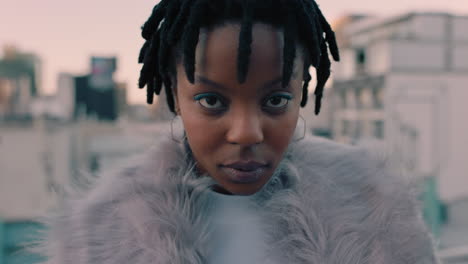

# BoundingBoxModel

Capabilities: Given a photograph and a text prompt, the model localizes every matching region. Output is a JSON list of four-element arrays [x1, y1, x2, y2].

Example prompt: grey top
[[206, 190, 268, 264]]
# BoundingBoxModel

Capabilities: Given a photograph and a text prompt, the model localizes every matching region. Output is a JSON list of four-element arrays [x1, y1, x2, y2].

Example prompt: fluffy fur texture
[[36, 131, 440, 264]]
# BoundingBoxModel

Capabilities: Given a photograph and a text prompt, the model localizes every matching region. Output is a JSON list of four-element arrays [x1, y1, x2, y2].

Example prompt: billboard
[[89, 57, 117, 91]]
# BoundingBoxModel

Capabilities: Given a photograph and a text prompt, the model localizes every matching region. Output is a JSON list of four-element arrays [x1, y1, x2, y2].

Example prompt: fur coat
[[38, 133, 440, 264]]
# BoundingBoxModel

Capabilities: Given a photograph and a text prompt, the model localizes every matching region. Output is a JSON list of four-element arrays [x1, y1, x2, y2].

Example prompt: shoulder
[[289, 135, 408, 195], [39, 133, 195, 264], [288, 135, 420, 226], [287, 136, 439, 263]]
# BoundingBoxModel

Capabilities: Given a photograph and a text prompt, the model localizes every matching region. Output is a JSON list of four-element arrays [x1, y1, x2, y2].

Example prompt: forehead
[[196, 23, 285, 77]]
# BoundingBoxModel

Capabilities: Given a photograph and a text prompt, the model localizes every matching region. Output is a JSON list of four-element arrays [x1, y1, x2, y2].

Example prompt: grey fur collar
[[39, 134, 439, 264]]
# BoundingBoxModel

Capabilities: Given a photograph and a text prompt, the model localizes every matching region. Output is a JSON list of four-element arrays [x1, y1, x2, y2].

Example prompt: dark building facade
[[73, 57, 120, 121]]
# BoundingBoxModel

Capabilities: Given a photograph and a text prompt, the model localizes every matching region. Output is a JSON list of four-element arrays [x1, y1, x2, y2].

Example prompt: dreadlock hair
[[138, 0, 340, 115]]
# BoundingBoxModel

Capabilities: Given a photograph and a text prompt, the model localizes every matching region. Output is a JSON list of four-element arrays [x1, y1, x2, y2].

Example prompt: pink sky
[[1, 0, 467, 104]]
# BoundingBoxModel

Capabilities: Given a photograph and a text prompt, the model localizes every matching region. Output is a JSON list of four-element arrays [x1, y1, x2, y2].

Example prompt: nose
[[226, 108, 264, 146]]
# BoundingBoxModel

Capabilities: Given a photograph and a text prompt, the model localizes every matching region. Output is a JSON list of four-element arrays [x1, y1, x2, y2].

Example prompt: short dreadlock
[[138, 0, 339, 115]]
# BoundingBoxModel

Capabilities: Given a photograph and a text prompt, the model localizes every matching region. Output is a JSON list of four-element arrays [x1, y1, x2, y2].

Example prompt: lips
[[220, 161, 269, 184], [223, 161, 267, 171]]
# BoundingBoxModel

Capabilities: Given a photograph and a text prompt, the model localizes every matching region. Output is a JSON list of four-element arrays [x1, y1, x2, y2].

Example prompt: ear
[[172, 92, 180, 115], [171, 78, 181, 115], [175, 103, 181, 115]]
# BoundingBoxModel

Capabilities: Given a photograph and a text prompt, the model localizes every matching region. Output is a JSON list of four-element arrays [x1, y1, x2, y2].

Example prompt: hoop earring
[[171, 115, 186, 143], [293, 115, 306, 142]]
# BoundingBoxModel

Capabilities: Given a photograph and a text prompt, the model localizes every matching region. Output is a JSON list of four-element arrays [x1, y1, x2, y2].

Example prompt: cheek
[[176, 91, 225, 171], [265, 110, 300, 154], [180, 108, 222, 163], [183, 112, 210, 141]]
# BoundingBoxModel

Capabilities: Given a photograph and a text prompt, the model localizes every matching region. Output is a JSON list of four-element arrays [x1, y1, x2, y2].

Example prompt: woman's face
[[175, 23, 303, 195]]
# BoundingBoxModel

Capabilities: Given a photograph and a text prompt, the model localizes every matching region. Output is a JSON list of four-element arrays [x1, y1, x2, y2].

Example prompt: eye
[[264, 93, 292, 109], [194, 93, 226, 110]]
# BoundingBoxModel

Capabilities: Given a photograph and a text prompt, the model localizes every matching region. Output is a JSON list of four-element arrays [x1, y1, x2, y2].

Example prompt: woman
[[40, 0, 440, 263]]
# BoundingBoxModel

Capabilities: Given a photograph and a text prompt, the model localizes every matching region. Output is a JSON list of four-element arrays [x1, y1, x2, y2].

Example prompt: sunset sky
[[1, 0, 467, 104]]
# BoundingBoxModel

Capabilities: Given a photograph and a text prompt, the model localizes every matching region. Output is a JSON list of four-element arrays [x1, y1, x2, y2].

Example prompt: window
[[356, 48, 366, 64], [372, 87, 384, 109], [356, 48, 366, 74], [342, 120, 350, 136], [355, 120, 363, 138], [89, 153, 100, 173], [339, 89, 347, 108], [373, 120, 384, 139]]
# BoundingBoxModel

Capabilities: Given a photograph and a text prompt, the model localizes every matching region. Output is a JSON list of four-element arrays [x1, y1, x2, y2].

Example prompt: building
[[71, 56, 119, 121], [0, 117, 162, 263], [0, 119, 70, 263], [296, 15, 371, 139], [0, 46, 42, 120], [300, 86, 335, 139], [50, 57, 127, 122], [331, 12, 468, 249], [115, 82, 128, 118]]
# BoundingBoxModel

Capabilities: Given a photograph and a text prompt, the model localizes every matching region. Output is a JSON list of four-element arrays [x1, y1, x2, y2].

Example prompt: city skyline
[[1, 0, 467, 104]]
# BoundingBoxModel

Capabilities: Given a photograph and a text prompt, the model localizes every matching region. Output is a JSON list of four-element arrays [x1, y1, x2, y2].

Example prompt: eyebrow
[[261, 77, 283, 90], [195, 76, 226, 90], [195, 75, 290, 92]]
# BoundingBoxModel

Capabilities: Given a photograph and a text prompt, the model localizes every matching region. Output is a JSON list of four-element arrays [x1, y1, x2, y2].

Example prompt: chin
[[222, 182, 267, 196], [214, 165, 274, 195]]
